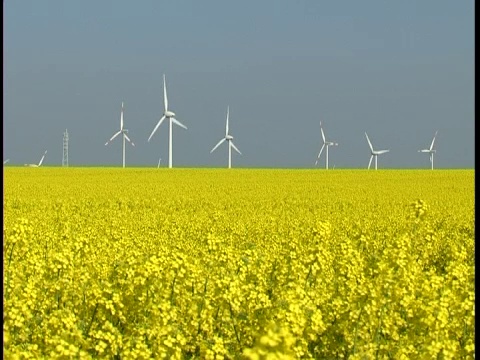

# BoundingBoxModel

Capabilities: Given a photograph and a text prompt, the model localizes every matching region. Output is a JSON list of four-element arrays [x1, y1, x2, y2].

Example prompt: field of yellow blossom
[[3, 168, 474, 359]]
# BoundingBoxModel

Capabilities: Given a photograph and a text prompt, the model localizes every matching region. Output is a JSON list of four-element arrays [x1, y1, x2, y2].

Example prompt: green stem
[[304, 264, 313, 290], [375, 304, 386, 359], [352, 298, 367, 355], [8, 242, 16, 267], [86, 303, 99, 336], [170, 273, 178, 306], [228, 302, 241, 345]]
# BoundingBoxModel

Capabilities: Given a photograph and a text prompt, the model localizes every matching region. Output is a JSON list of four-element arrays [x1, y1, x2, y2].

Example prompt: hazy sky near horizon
[[3, 1, 474, 168]]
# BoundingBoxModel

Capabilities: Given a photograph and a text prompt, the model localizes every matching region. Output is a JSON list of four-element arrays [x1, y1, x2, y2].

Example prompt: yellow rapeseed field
[[3, 168, 474, 359]]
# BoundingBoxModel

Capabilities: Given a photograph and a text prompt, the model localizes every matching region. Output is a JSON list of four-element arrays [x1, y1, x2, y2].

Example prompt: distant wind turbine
[[210, 106, 242, 168], [365, 132, 389, 170], [148, 74, 187, 169], [3, 159, 9, 165], [105, 102, 135, 168], [315, 121, 338, 169], [24, 151, 47, 167], [157, 157, 162, 168], [418, 131, 438, 170]]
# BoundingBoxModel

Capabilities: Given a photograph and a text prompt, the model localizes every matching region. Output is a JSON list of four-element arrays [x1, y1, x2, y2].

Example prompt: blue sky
[[3, 0, 474, 168]]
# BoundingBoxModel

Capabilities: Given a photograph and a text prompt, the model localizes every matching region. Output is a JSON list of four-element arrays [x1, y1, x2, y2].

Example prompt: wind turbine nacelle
[[226, 135, 233, 140], [123, 129, 129, 133], [165, 110, 176, 117]]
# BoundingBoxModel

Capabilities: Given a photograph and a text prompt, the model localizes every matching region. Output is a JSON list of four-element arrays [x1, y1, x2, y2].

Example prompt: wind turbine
[[315, 121, 338, 169], [365, 132, 389, 170], [210, 106, 242, 168], [418, 131, 438, 170], [24, 151, 47, 167], [3, 159, 9, 165], [148, 74, 187, 169], [105, 102, 135, 168], [157, 157, 162, 168]]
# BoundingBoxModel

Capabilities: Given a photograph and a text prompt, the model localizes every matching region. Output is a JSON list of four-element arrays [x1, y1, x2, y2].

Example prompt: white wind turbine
[[315, 121, 338, 169], [148, 74, 187, 169], [3, 159, 9, 165], [210, 106, 242, 169], [24, 151, 47, 167], [157, 157, 162, 168], [105, 102, 135, 168], [365, 132, 389, 170], [418, 131, 438, 170]]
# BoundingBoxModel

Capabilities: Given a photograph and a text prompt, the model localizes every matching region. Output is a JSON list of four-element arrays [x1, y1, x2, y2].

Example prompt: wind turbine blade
[[124, 133, 135, 146], [172, 118, 187, 130], [163, 74, 168, 112], [148, 115, 166, 142], [376, 150, 390, 154], [105, 130, 122, 145], [38, 151, 47, 166], [365, 132, 374, 152], [210, 138, 226, 153], [120, 102, 124, 130], [368, 155, 373, 170], [231, 141, 242, 155], [320, 124, 326, 144], [429, 131, 438, 151], [317, 144, 325, 159], [225, 106, 230, 136]]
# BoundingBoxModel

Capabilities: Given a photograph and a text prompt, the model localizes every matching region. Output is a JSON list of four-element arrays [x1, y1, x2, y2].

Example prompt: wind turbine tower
[[210, 106, 242, 168], [418, 131, 438, 170], [148, 74, 187, 169], [315, 121, 338, 170], [365, 132, 390, 170], [62, 129, 69, 167], [105, 102, 135, 168]]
